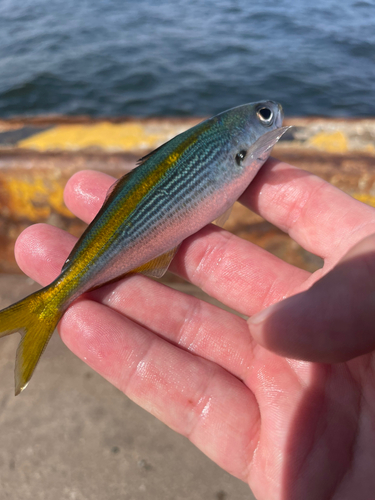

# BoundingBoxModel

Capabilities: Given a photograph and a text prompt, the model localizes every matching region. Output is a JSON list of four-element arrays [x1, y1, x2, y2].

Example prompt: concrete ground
[[0, 274, 254, 500], [1, 115, 375, 499]]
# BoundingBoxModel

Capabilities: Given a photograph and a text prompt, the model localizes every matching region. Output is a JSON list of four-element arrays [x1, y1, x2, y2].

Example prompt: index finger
[[241, 158, 375, 263]]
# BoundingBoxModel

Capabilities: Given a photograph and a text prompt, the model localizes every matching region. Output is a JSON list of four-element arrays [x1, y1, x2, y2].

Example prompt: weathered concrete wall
[[0, 116, 374, 273]]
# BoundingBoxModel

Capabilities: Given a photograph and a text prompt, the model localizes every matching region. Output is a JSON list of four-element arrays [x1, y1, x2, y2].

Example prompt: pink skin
[[15, 158, 375, 500]]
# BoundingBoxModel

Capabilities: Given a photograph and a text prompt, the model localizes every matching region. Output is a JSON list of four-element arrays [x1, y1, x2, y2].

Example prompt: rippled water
[[0, 0, 374, 117]]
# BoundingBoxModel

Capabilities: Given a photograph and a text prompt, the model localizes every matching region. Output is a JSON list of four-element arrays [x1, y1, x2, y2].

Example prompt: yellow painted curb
[[308, 130, 349, 153], [352, 192, 375, 208], [2, 176, 74, 221], [18, 122, 168, 152]]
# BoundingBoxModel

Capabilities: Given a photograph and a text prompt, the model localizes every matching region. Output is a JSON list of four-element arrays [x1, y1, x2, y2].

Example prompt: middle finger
[[64, 170, 310, 315]]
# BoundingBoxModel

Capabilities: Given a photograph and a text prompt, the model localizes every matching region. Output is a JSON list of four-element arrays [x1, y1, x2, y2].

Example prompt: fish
[[0, 101, 289, 395]]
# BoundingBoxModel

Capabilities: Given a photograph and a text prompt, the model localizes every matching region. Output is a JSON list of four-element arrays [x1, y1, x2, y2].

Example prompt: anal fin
[[131, 245, 180, 279], [213, 206, 233, 228]]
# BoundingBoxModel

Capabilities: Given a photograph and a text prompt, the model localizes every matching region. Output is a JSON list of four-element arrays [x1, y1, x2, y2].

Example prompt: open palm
[[15, 158, 375, 500]]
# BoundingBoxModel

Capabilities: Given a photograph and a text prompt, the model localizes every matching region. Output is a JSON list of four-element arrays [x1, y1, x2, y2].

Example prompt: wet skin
[[16, 158, 375, 500]]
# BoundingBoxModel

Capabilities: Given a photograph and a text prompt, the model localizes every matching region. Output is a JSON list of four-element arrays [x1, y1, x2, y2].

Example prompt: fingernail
[[248, 306, 273, 326]]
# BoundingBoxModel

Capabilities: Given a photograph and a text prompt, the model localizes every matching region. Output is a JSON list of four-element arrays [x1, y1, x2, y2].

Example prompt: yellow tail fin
[[0, 288, 62, 395]]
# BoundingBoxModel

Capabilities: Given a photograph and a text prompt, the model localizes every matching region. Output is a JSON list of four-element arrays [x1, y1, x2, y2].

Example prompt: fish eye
[[235, 150, 247, 166], [257, 107, 273, 126]]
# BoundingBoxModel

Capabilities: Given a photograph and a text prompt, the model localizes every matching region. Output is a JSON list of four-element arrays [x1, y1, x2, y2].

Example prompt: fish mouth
[[275, 103, 284, 128]]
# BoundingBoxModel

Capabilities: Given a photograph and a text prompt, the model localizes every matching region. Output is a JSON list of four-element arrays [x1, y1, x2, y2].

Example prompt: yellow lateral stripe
[[53, 122, 210, 297], [87, 128, 202, 245], [18, 122, 170, 152]]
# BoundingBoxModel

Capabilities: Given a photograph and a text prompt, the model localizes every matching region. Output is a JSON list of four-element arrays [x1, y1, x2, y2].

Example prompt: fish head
[[218, 100, 289, 174]]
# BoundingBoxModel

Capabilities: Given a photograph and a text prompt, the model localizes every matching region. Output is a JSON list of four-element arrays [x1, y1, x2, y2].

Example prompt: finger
[[248, 234, 375, 362], [15, 223, 77, 283], [170, 225, 309, 315], [14, 221, 263, 382], [63, 169, 115, 222], [241, 158, 375, 262], [64, 170, 310, 315], [60, 296, 257, 481]]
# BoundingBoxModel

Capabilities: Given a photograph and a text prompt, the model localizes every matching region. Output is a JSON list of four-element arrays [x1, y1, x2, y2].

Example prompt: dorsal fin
[[103, 175, 128, 203], [136, 118, 210, 167], [136, 133, 184, 167], [136, 143, 167, 166]]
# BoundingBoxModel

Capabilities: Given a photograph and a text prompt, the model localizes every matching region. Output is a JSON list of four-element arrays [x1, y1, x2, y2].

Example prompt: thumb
[[248, 234, 375, 363]]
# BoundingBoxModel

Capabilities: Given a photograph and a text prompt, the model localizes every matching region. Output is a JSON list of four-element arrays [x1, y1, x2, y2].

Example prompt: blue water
[[0, 0, 374, 118]]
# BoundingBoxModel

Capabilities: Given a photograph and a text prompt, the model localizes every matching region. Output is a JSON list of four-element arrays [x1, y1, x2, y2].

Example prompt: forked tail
[[0, 286, 62, 395]]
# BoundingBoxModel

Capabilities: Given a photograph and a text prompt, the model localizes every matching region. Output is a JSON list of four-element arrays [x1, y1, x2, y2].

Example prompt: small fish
[[0, 101, 288, 395]]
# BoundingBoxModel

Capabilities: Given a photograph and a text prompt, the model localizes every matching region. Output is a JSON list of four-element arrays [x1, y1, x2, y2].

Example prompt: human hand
[[15, 158, 375, 500]]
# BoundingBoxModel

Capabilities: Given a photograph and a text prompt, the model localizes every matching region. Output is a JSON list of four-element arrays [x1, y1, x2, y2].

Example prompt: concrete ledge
[[0, 116, 374, 273]]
